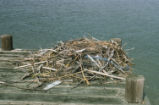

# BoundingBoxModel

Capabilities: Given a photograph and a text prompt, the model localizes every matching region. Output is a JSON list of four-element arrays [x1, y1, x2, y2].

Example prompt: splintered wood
[[16, 37, 133, 88]]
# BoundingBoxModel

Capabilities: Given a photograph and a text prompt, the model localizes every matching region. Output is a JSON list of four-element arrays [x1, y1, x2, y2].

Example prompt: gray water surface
[[0, 0, 159, 104]]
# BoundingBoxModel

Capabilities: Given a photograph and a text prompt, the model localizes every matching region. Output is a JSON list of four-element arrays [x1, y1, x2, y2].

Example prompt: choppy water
[[0, 0, 159, 104]]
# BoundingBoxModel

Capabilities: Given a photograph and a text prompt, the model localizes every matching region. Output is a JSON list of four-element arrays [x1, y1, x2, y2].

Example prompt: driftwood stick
[[15, 61, 47, 69], [34, 49, 56, 56], [86, 69, 125, 80], [111, 58, 125, 73], [0, 81, 5, 84], [42, 67, 57, 71], [40, 49, 57, 52], [87, 54, 100, 68]]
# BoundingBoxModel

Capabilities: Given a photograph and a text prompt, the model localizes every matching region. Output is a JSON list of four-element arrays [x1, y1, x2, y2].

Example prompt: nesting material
[[16, 37, 133, 88]]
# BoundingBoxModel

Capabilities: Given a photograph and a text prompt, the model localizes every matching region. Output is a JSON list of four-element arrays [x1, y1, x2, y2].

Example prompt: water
[[0, 0, 159, 104]]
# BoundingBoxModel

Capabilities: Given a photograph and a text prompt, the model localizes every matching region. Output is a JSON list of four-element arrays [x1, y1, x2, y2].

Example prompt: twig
[[79, 57, 90, 85]]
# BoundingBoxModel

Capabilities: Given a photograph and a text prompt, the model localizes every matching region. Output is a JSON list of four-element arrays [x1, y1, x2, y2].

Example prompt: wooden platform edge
[[0, 48, 152, 105], [0, 96, 151, 105]]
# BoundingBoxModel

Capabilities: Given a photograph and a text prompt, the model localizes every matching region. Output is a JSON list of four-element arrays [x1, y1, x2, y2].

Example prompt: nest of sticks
[[16, 37, 133, 88]]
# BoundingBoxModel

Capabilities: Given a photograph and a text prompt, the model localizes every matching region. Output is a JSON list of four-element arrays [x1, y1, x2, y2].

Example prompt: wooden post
[[110, 38, 122, 46], [1, 34, 13, 51], [125, 75, 145, 103]]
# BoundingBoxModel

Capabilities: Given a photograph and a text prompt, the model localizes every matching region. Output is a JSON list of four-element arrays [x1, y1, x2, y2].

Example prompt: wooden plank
[[0, 92, 122, 104], [0, 85, 119, 97], [0, 100, 117, 105]]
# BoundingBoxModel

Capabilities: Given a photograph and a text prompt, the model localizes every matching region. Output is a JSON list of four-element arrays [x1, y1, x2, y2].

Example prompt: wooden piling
[[110, 38, 122, 46], [1, 34, 13, 51], [125, 75, 145, 103]]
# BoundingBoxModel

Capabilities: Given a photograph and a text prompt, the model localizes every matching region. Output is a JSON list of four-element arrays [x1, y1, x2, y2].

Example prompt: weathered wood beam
[[1, 34, 13, 51], [125, 75, 145, 103]]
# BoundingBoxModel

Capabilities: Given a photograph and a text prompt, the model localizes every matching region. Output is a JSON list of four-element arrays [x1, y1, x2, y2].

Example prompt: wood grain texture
[[125, 75, 145, 103]]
